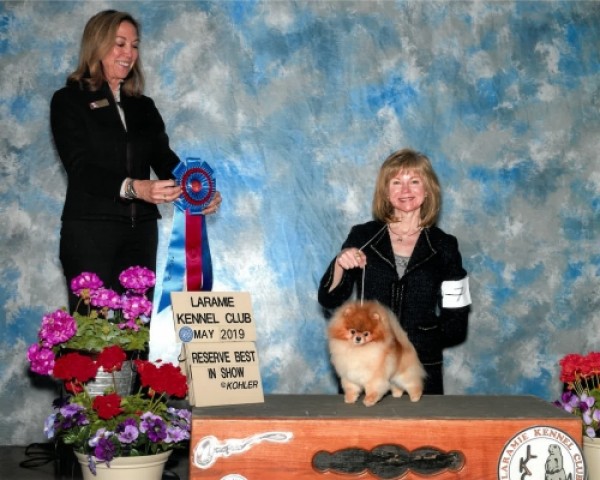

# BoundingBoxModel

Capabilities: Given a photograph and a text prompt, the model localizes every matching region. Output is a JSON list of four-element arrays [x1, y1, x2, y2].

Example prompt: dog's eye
[[350, 329, 356, 335], [363, 332, 369, 337]]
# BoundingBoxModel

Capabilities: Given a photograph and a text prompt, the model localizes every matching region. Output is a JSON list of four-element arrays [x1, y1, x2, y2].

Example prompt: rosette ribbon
[[158, 158, 216, 313]]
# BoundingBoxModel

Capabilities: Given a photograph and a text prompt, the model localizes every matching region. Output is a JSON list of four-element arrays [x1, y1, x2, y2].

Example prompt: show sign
[[171, 292, 264, 407]]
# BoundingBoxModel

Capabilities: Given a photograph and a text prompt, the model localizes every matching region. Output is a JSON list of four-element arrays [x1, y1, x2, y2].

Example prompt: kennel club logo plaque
[[497, 426, 586, 480]]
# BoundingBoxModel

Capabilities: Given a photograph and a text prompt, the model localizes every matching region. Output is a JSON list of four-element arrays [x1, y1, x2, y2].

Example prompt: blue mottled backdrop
[[1, 0, 599, 445]]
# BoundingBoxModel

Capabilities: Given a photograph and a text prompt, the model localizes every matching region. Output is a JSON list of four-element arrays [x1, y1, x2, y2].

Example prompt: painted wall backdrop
[[1, 0, 599, 445]]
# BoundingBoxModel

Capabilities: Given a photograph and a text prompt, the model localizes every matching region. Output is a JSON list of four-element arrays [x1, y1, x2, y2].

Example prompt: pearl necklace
[[388, 224, 422, 242]]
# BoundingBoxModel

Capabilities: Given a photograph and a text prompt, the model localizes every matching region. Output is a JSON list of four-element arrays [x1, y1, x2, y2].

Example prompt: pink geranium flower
[[27, 344, 55, 375], [119, 266, 155, 295], [70, 272, 103, 296], [39, 309, 76, 347], [90, 288, 121, 310]]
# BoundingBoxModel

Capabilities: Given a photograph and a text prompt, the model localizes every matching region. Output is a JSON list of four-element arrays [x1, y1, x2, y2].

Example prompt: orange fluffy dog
[[328, 300, 425, 406]]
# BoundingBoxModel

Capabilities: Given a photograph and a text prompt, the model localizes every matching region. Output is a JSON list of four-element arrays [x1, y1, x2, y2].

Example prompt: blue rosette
[[158, 158, 216, 313], [173, 160, 216, 214]]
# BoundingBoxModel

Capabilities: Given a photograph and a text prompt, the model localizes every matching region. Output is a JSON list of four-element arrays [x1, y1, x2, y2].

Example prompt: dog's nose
[[354, 336, 363, 344]]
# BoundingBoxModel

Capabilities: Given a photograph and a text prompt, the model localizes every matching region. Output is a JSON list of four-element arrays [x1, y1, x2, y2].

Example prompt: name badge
[[89, 99, 110, 110]]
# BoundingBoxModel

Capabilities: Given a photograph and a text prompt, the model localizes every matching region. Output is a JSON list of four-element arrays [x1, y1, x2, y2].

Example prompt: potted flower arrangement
[[44, 345, 190, 478], [554, 351, 600, 477], [27, 266, 191, 478]]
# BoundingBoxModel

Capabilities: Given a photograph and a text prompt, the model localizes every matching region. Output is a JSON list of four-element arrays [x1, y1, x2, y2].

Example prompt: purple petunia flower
[[88, 428, 112, 448], [116, 418, 139, 444], [166, 407, 192, 433], [87, 455, 97, 476], [165, 426, 189, 443], [58, 403, 89, 430], [27, 344, 55, 375], [38, 310, 76, 347], [44, 413, 57, 439], [70, 272, 103, 296], [119, 266, 156, 294], [116, 424, 139, 444], [94, 436, 116, 462], [60, 402, 85, 417], [579, 393, 595, 413], [139, 412, 167, 443], [167, 407, 192, 423]]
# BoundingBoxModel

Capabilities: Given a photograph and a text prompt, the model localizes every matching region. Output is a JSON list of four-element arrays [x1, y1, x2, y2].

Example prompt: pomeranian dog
[[328, 300, 425, 406]]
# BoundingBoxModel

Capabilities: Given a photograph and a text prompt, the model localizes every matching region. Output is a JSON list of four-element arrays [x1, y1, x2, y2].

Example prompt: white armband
[[441, 277, 471, 308]]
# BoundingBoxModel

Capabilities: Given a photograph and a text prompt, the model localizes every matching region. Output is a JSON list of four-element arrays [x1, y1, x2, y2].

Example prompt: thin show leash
[[356, 223, 389, 306]]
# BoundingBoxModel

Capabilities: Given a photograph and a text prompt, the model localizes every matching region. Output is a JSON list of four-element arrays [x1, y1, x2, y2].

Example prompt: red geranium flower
[[53, 352, 98, 383], [134, 360, 187, 398], [97, 346, 127, 373], [588, 352, 600, 376], [134, 359, 159, 387], [153, 363, 188, 397], [93, 393, 123, 420], [64, 380, 84, 394]]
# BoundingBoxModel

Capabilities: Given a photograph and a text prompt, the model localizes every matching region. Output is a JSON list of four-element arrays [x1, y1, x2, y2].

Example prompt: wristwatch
[[124, 178, 138, 200]]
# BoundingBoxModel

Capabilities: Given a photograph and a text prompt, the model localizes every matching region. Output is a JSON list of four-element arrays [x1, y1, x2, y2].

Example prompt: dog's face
[[330, 303, 387, 345]]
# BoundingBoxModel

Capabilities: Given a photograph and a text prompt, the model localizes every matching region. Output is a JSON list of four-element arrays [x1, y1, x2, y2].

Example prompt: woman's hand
[[336, 248, 366, 270], [328, 248, 366, 293], [200, 191, 222, 215], [133, 179, 222, 214], [133, 179, 181, 204]]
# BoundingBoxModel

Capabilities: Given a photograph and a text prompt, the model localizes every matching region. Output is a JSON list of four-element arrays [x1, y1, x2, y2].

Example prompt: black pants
[[423, 362, 444, 395], [60, 219, 158, 314]]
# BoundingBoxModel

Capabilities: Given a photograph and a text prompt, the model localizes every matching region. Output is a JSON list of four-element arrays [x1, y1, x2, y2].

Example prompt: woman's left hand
[[200, 191, 222, 215]]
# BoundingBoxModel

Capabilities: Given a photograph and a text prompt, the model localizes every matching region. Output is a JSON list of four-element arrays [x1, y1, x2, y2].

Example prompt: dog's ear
[[342, 302, 359, 317], [371, 312, 381, 321]]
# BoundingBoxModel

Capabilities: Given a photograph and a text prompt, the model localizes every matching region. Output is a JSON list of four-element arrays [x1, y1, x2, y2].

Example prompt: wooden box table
[[189, 394, 585, 480]]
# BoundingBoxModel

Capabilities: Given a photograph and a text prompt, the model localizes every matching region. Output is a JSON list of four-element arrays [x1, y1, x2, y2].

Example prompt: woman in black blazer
[[51, 10, 221, 312], [318, 149, 471, 394]]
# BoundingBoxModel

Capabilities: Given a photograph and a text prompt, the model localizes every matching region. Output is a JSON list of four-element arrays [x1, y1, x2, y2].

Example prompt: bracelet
[[125, 178, 138, 200]]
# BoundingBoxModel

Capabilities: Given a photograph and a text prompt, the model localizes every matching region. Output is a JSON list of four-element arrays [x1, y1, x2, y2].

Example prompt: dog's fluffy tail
[[383, 305, 427, 381]]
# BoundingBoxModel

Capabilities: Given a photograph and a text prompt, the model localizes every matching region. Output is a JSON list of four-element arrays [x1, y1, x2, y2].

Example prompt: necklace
[[388, 224, 422, 243]]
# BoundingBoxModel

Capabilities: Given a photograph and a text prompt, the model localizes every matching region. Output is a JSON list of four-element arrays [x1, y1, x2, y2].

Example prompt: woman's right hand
[[328, 248, 366, 293], [133, 179, 181, 204], [336, 248, 366, 270]]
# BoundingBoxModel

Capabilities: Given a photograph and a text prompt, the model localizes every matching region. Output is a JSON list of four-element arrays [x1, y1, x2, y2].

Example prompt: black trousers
[[423, 362, 444, 395], [60, 219, 158, 314]]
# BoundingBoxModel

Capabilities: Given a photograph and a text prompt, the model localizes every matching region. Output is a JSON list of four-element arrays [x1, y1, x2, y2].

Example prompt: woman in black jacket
[[318, 149, 471, 394], [51, 10, 221, 312]]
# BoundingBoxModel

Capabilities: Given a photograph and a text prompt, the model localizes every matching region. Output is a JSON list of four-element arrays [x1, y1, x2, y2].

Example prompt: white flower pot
[[584, 436, 600, 480], [74, 450, 171, 480]]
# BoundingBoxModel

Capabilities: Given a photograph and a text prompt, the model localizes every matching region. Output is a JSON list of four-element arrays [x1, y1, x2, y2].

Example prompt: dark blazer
[[318, 221, 470, 367], [50, 81, 180, 224]]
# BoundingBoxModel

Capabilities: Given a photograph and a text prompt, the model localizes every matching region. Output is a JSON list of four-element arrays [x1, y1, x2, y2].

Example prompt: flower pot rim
[[584, 436, 600, 443], [74, 449, 172, 468]]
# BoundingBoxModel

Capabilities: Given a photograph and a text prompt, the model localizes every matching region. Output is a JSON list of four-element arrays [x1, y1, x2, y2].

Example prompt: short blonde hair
[[372, 148, 441, 227], [68, 10, 144, 96]]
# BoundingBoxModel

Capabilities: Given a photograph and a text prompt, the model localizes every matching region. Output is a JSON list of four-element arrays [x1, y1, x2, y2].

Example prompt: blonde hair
[[372, 148, 441, 227], [67, 10, 144, 96]]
